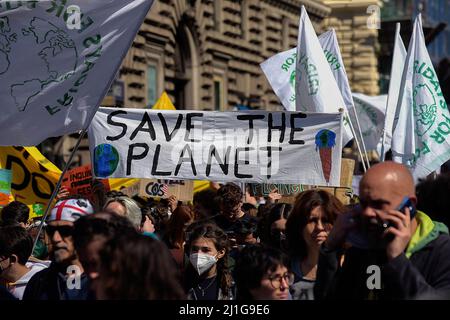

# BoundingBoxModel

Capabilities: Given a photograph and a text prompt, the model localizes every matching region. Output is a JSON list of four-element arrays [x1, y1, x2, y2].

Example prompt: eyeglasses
[[45, 225, 74, 238], [267, 272, 294, 289]]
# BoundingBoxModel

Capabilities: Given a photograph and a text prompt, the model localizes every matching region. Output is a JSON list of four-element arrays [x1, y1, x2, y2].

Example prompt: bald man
[[315, 162, 450, 300]]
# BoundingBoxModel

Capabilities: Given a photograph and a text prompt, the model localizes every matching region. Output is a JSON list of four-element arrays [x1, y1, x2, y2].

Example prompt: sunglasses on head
[[45, 225, 74, 238]]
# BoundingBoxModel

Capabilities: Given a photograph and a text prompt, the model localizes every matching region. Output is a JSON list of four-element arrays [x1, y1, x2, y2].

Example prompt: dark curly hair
[[97, 233, 186, 299], [258, 203, 293, 248], [286, 189, 345, 259], [216, 183, 243, 212], [184, 223, 233, 298], [193, 188, 219, 219], [234, 244, 290, 300], [0, 226, 33, 265], [1, 201, 30, 226]]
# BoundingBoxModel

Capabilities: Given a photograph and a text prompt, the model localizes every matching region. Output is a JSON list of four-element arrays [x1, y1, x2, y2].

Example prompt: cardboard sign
[[62, 165, 110, 201], [0, 168, 12, 206], [120, 181, 141, 198], [251, 158, 355, 198], [139, 179, 193, 202], [277, 186, 353, 205]]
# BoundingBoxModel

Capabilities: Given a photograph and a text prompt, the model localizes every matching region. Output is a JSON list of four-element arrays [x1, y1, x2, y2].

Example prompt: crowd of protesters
[[1, 161, 450, 300]]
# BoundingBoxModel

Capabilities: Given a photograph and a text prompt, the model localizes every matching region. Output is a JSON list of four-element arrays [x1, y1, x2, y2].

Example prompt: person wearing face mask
[[184, 223, 236, 300], [285, 190, 345, 300], [23, 197, 94, 300]]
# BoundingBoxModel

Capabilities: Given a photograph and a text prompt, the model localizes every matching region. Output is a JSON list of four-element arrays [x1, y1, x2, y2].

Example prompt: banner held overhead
[[89, 108, 344, 186]]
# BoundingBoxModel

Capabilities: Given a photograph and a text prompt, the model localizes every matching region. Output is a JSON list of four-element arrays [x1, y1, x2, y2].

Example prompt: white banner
[[0, 0, 155, 146], [392, 14, 450, 179], [89, 108, 343, 186]]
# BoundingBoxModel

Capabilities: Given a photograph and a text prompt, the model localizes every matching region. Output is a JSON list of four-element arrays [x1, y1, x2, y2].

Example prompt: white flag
[[392, 14, 450, 179], [382, 23, 407, 156], [0, 0, 155, 146], [261, 7, 352, 144], [352, 93, 387, 151], [260, 47, 297, 112], [319, 29, 355, 111], [260, 30, 351, 112]]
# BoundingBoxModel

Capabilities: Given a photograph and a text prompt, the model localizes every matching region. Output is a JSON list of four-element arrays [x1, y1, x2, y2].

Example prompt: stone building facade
[[324, 0, 381, 96], [49, 0, 382, 168], [112, 0, 331, 112]]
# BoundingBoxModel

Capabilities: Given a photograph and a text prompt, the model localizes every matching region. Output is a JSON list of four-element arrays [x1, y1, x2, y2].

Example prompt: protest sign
[[249, 159, 355, 203], [89, 108, 343, 186], [139, 179, 194, 201], [0, 146, 61, 207], [29, 203, 45, 219], [62, 164, 111, 201], [0, 168, 12, 206], [120, 181, 141, 198], [0, 0, 155, 146]]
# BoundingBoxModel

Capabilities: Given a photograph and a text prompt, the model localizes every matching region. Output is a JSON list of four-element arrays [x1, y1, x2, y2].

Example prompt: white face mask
[[189, 253, 218, 275]]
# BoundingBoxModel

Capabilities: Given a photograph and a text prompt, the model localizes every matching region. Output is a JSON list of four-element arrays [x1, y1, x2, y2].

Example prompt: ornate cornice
[[264, 0, 332, 19]]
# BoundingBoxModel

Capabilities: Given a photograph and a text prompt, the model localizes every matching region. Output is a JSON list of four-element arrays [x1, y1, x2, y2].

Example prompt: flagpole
[[345, 110, 367, 173], [380, 128, 387, 162], [349, 106, 371, 169], [381, 23, 403, 163], [31, 129, 87, 254]]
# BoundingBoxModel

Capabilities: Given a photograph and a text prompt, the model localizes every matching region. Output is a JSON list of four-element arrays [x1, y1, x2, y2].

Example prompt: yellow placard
[[0, 147, 61, 210]]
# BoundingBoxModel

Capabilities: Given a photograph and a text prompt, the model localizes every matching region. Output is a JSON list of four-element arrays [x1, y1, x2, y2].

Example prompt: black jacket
[[315, 232, 450, 299], [23, 262, 91, 300], [0, 285, 16, 301]]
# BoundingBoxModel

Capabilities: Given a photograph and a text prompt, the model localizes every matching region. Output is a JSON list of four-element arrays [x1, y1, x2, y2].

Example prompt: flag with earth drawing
[[392, 14, 450, 179], [0, 0, 155, 146]]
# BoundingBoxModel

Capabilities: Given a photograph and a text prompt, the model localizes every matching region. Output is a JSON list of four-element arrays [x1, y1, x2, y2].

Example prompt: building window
[[214, 1, 222, 32], [214, 80, 223, 111], [147, 65, 157, 107]]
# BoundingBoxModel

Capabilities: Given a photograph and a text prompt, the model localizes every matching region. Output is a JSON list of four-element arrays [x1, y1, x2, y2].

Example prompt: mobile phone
[[396, 197, 416, 219], [382, 197, 416, 229]]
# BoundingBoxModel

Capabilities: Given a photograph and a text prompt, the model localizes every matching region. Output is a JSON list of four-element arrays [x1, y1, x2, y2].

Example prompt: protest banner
[[0, 146, 137, 214], [62, 164, 111, 201], [0, 168, 12, 207], [89, 108, 344, 186], [392, 14, 450, 179], [0, 0, 155, 146], [0, 146, 61, 207]]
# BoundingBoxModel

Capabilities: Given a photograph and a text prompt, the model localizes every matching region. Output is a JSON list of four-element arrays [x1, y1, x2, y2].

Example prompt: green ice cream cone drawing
[[315, 129, 336, 184]]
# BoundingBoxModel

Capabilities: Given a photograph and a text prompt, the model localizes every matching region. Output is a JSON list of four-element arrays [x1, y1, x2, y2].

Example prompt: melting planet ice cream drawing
[[315, 129, 336, 184]]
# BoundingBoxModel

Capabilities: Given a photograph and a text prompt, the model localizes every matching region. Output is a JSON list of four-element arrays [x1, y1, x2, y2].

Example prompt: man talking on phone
[[315, 161, 450, 300]]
